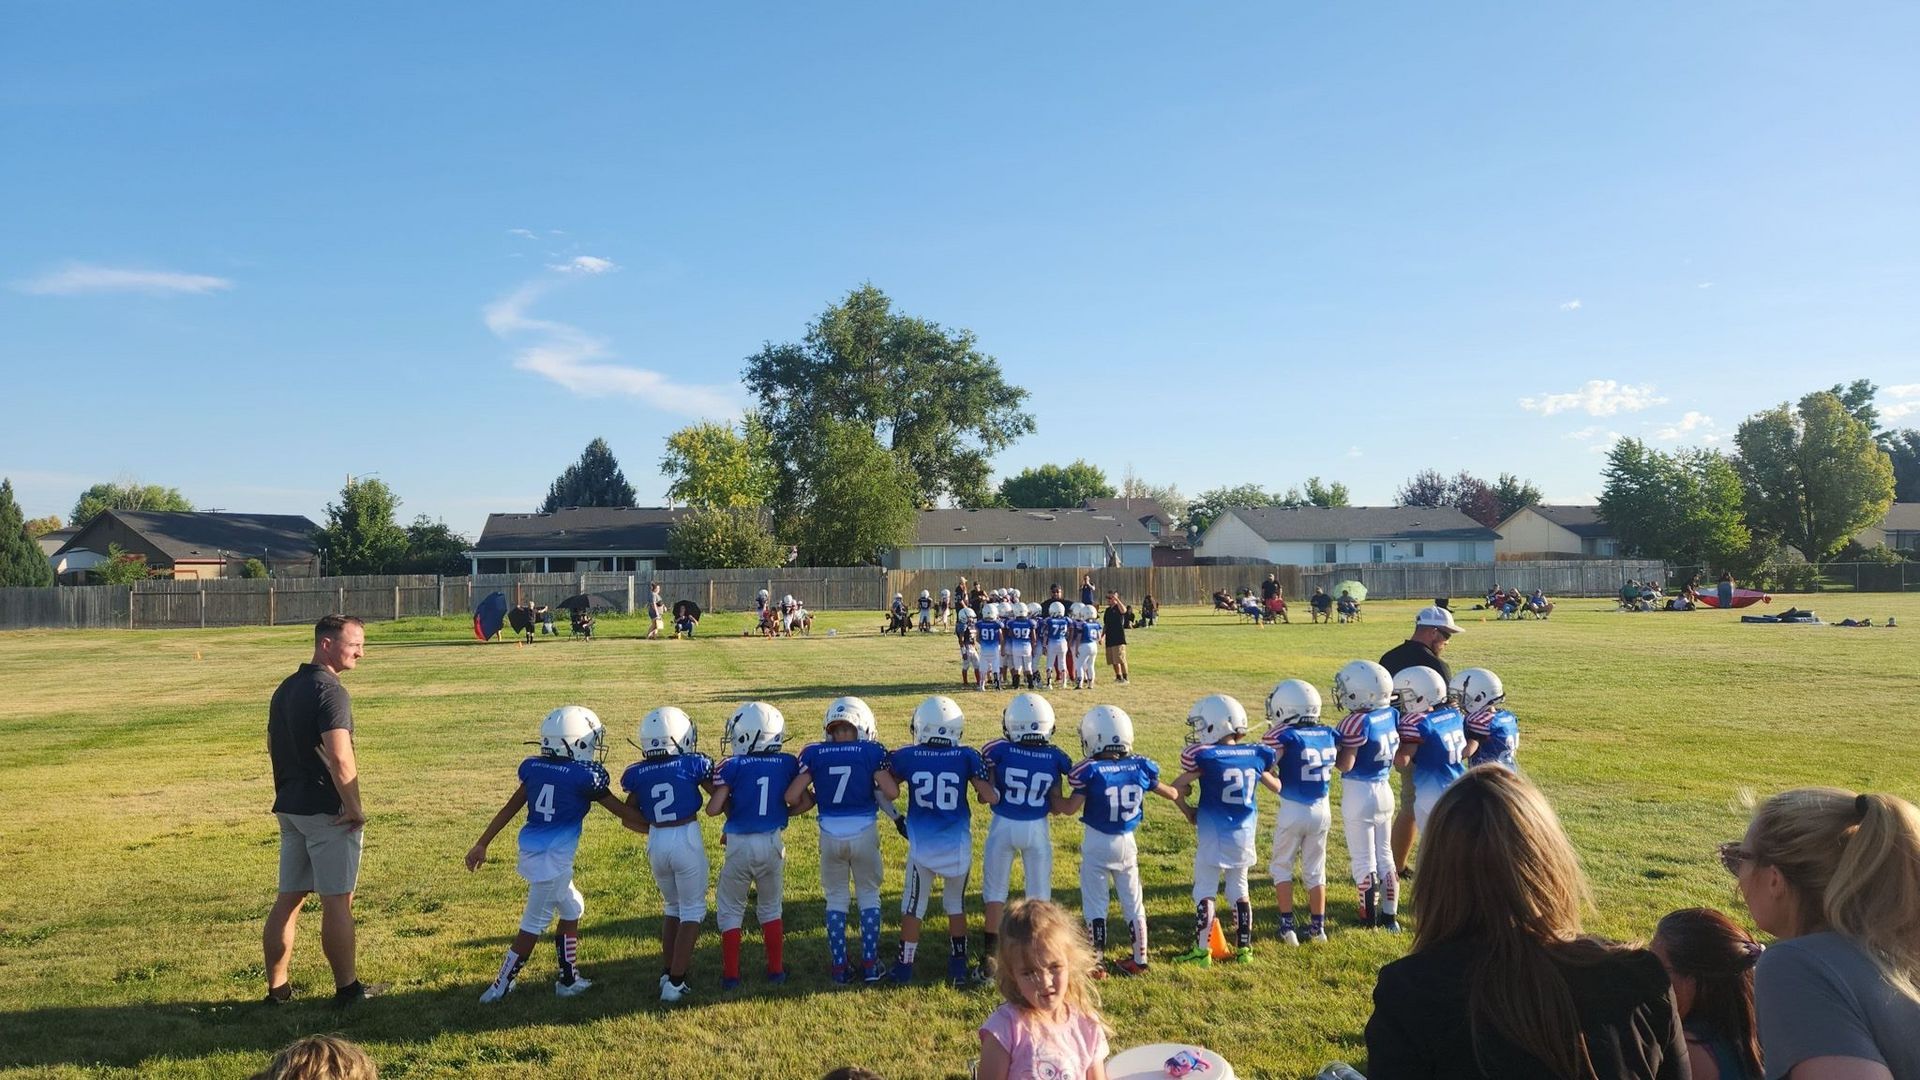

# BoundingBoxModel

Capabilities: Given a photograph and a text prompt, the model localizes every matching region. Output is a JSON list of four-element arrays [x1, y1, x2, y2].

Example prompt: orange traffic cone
[[1207, 917, 1232, 961]]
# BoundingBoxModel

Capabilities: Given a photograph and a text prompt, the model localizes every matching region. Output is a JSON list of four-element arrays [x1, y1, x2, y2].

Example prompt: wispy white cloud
[[1697, 282, 1714, 289], [507, 228, 539, 239], [1345, 445, 1363, 459], [1558, 299, 1583, 311], [1652, 410, 1714, 441], [1566, 425, 1607, 441], [1702, 433, 1724, 444], [1876, 384, 1920, 421], [14, 263, 234, 296], [1586, 432, 1623, 453], [483, 264, 739, 419], [547, 255, 617, 275], [1520, 380, 1668, 417]]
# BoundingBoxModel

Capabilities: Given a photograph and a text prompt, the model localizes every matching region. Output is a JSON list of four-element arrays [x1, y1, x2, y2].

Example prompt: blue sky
[[5, 3, 1916, 538]]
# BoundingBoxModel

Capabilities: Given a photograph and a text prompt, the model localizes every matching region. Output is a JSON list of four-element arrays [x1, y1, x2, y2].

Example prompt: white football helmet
[[1184, 694, 1249, 747], [1332, 660, 1394, 713], [983, 603, 1001, 620], [1010, 589, 1022, 602], [1392, 667, 1448, 717], [824, 696, 878, 741], [912, 695, 965, 747], [921, 589, 931, 599], [635, 706, 696, 759], [1002, 692, 1057, 746], [1451, 668, 1506, 713], [1047, 601, 1064, 618], [958, 606, 975, 622], [1073, 602, 1093, 619], [1265, 679, 1323, 729], [725, 701, 786, 755], [539, 705, 606, 761], [1080, 704, 1135, 758]]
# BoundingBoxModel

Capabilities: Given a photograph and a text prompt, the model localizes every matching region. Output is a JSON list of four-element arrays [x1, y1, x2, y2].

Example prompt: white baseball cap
[[1415, 605, 1462, 634]]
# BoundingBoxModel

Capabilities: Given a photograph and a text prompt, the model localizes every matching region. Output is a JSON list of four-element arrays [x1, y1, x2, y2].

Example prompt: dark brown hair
[[314, 614, 364, 643], [1653, 908, 1762, 1078]]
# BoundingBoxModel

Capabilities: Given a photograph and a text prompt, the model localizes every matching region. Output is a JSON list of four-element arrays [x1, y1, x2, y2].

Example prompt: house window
[[1320, 543, 1337, 563], [1370, 543, 1385, 563], [982, 546, 1005, 564], [1413, 542, 1424, 558]]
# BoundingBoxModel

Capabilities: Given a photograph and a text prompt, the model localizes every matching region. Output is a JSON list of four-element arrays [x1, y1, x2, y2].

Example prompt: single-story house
[[53, 510, 322, 580], [1493, 504, 1620, 560], [36, 527, 105, 584], [1854, 502, 1920, 552], [466, 506, 684, 575], [1193, 505, 1499, 565], [882, 508, 1158, 571], [1081, 497, 1193, 566]]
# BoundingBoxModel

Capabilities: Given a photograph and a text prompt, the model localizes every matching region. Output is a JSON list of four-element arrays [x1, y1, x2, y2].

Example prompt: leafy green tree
[[94, 543, 154, 585], [743, 284, 1032, 509], [1186, 484, 1281, 537], [1599, 439, 1751, 569], [1301, 476, 1351, 509], [242, 558, 270, 579], [315, 477, 410, 575], [70, 481, 192, 529], [660, 416, 776, 509], [668, 507, 785, 569], [1735, 391, 1895, 562], [786, 421, 917, 566], [23, 514, 62, 539], [1394, 470, 1450, 509], [540, 438, 637, 512], [398, 516, 472, 576], [1118, 467, 1188, 531], [1828, 379, 1879, 430], [1882, 429, 1920, 502], [1492, 473, 1546, 521], [0, 479, 55, 586], [997, 461, 1116, 508]]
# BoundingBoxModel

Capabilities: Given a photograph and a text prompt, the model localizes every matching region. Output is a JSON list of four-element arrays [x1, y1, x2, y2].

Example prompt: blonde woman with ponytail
[[1729, 788, 1920, 1080], [1364, 766, 1687, 1079]]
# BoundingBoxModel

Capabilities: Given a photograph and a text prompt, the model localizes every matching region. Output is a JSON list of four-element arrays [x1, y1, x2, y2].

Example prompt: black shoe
[[333, 980, 388, 1006], [262, 987, 293, 1006]]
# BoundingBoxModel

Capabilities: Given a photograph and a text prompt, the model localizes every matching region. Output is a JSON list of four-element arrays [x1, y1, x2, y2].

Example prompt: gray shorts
[[277, 812, 363, 896]]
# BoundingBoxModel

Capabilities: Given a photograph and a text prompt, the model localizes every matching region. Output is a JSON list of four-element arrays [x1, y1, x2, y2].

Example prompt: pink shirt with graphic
[[980, 1003, 1110, 1080]]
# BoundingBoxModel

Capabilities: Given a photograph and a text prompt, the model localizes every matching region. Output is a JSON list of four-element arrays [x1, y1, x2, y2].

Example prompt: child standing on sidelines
[[976, 899, 1112, 1080], [1171, 694, 1280, 965], [707, 701, 804, 989], [786, 697, 897, 985], [957, 607, 981, 691], [1042, 602, 1072, 690], [465, 706, 649, 1002], [1452, 668, 1520, 770], [1060, 704, 1183, 976], [979, 693, 1075, 978], [1261, 680, 1337, 945], [620, 706, 714, 1003], [976, 605, 1004, 692], [1005, 604, 1037, 690], [1393, 667, 1475, 838], [1332, 660, 1401, 930], [888, 695, 999, 987], [1072, 604, 1103, 690]]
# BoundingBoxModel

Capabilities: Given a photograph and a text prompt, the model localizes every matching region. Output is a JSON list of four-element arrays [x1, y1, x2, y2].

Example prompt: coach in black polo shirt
[[263, 614, 381, 1006], [1380, 605, 1461, 878]]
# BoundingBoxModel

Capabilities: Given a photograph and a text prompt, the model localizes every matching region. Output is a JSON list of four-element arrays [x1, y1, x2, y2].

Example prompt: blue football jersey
[[620, 752, 713, 825], [1337, 707, 1401, 782], [797, 740, 890, 820], [715, 752, 801, 835], [1262, 724, 1337, 806], [1179, 741, 1278, 829], [1044, 616, 1071, 643], [1068, 755, 1161, 835], [1005, 617, 1035, 647], [1076, 618, 1102, 646], [889, 744, 987, 851], [1467, 707, 1520, 768], [982, 739, 1074, 822], [977, 619, 1003, 647], [517, 755, 611, 863], [1404, 706, 1471, 791]]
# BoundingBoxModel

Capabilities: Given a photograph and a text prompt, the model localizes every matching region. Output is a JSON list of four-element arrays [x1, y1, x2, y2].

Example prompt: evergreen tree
[[0, 479, 55, 586], [540, 438, 637, 512]]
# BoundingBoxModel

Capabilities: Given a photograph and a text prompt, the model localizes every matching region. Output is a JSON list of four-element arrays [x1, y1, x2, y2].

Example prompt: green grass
[[2, 596, 1916, 1079]]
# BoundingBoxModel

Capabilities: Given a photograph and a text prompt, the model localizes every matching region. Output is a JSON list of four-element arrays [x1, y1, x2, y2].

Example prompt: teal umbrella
[[1332, 580, 1368, 603]]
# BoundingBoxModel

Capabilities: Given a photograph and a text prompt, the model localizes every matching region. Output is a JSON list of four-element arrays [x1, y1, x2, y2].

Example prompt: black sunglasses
[[1717, 841, 1755, 876]]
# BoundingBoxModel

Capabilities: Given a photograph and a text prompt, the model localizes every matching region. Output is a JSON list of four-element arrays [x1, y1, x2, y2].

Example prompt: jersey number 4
[[533, 784, 557, 822]]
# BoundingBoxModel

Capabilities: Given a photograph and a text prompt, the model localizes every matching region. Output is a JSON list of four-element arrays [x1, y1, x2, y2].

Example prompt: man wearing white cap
[[1379, 605, 1460, 878]]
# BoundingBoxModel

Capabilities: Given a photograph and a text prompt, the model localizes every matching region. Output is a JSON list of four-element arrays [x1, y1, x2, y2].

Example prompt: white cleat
[[1306, 927, 1328, 943], [555, 975, 593, 997], [479, 979, 515, 1003], [660, 978, 690, 1003], [1281, 929, 1300, 946]]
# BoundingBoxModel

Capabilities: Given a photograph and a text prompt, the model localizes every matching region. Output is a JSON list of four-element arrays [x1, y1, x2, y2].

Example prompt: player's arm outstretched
[[970, 774, 1000, 806], [596, 791, 650, 833], [465, 783, 529, 871], [705, 784, 730, 817]]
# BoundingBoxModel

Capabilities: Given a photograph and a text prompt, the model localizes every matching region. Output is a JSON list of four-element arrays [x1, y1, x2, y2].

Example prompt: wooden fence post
[[268, 585, 276, 626], [198, 584, 206, 629], [393, 584, 401, 622], [626, 574, 635, 614], [339, 585, 346, 613], [708, 579, 715, 615], [437, 578, 445, 617]]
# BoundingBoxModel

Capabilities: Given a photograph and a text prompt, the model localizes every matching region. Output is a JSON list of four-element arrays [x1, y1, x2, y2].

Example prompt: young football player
[[621, 706, 714, 1003], [888, 695, 999, 987], [957, 607, 981, 690], [1393, 667, 1475, 839], [706, 701, 804, 989], [1072, 604, 1102, 690], [465, 706, 649, 1002], [979, 693, 1075, 978], [1262, 679, 1337, 945], [1170, 694, 1280, 965], [918, 590, 933, 633], [786, 697, 898, 985], [937, 587, 953, 629], [976, 604, 1004, 691], [1005, 604, 1037, 689], [1332, 660, 1401, 930], [1452, 667, 1519, 769], [1042, 601, 1072, 690], [1060, 704, 1182, 976]]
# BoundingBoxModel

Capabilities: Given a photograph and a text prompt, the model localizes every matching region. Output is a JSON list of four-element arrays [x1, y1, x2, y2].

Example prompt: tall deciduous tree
[[540, 438, 637, 512], [668, 507, 785, 569], [1186, 484, 1280, 537], [1598, 438, 1751, 569], [23, 514, 62, 539], [315, 477, 410, 575], [743, 284, 1032, 509], [70, 481, 193, 529], [660, 417, 776, 509], [1118, 466, 1189, 531], [1735, 391, 1895, 562], [397, 516, 472, 576], [1395, 470, 1451, 509], [1492, 473, 1546, 522], [997, 461, 1115, 508], [1301, 477, 1351, 509], [1828, 379, 1879, 430], [0, 479, 55, 586], [786, 421, 917, 566], [1396, 469, 1529, 527]]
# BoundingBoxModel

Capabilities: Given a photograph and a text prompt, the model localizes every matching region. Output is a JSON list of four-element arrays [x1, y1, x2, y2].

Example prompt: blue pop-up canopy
[[474, 591, 508, 640]]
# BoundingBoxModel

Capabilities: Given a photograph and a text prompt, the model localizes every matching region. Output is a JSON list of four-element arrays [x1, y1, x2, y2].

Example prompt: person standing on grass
[[646, 583, 666, 639], [1102, 592, 1130, 685], [263, 614, 383, 1006], [1379, 605, 1460, 881]]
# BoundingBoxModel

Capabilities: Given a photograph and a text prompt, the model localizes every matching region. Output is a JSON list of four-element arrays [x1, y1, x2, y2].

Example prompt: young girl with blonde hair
[[977, 899, 1110, 1080]]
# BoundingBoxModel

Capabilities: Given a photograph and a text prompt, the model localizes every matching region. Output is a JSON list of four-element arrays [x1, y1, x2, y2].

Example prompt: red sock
[[721, 928, 742, 980], [763, 918, 784, 974]]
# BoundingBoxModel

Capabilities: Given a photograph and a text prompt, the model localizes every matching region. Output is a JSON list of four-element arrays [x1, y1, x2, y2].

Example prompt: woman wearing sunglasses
[[1725, 788, 1920, 1080]]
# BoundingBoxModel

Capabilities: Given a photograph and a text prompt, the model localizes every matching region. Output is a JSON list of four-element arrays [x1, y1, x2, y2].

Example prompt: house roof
[[56, 511, 321, 561], [1881, 502, 1920, 532], [1081, 497, 1169, 526], [908, 508, 1159, 547], [1503, 503, 1614, 539], [36, 527, 79, 557], [1219, 505, 1500, 543], [470, 507, 684, 553]]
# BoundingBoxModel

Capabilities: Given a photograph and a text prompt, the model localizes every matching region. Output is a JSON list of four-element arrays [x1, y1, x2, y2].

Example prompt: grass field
[[2, 595, 1916, 1079]]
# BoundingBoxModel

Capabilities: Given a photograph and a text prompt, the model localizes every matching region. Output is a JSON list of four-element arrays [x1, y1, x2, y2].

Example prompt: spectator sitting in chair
[[1525, 589, 1554, 619], [1265, 592, 1288, 624], [1213, 589, 1235, 612], [1336, 589, 1360, 623], [1310, 587, 1333, 623], [1238, 592, 1263, 622], [568, 607, 595, 638]]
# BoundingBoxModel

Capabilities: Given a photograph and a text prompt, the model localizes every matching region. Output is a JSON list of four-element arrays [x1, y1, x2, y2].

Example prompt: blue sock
[[1280, 910, 1295, 933], [826, 910, 848, 968], [859, 908, 882, 965], [1311, 913, 1325, 933]]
